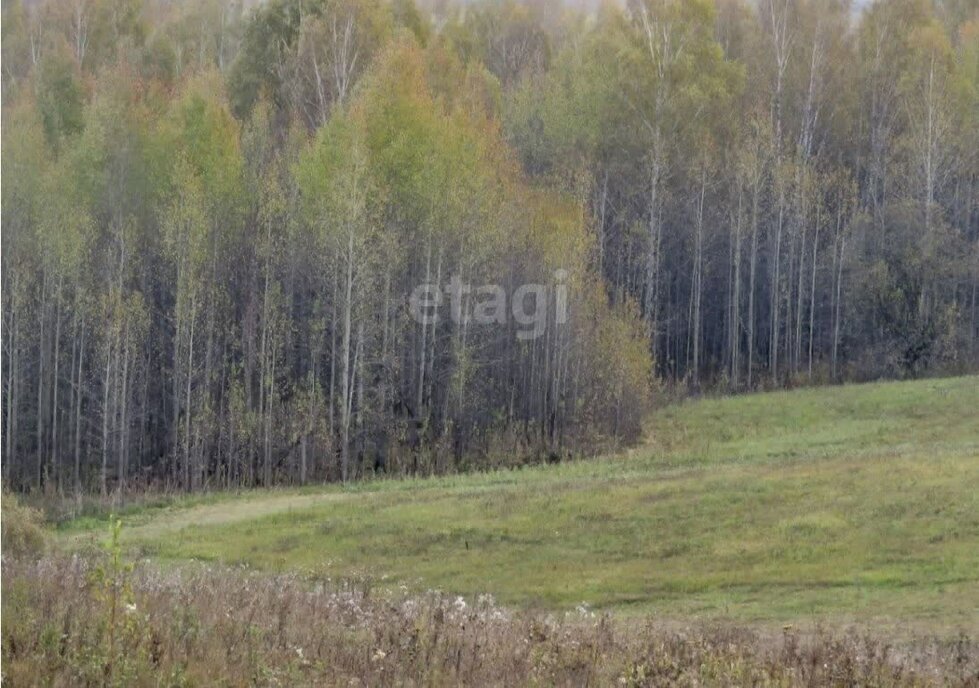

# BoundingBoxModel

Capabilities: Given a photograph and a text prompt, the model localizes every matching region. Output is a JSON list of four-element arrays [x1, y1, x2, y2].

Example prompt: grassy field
[[61, 376, 979, 627]]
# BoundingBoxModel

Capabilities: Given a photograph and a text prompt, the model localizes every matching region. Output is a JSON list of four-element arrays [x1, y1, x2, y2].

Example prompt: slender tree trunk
[[427, 250, 442, 423], [417, 242, 431, 417], [101, 340, 112, 496], [690, 168, 707, 383], [36, 272, 47, 490], [300, 431, 308, 485], [597, 170, 608, 274], [971, 277, 977, 358], [259, 212, 274, 486], [74, 325, 85, 495], [118, 328, 131, 491], [185, 298, 196, 491], [771, 192, 785, 383], [731, 193, 744, 387], [795, 205, 807, 373], [646, 156, 663, 361], [51, 281, 63, 492], [173, 264, 184, 483], [355, 322, 364, 477], [748, 181, 760, 389], [808, 211, 820, 378], [5, 296, 18, 485], [340, 225, 355, 482], [329, 277, 337, 444], [833, 235, 846, 380], [265, 343, 276, 486]]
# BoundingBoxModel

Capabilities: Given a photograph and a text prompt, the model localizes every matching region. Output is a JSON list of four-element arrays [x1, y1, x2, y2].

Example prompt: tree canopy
[[2, 0, 976, 493]]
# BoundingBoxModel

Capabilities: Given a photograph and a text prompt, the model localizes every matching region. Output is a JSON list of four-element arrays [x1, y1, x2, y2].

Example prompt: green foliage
[[391, 0, 430, 45], [228, 0, 393, 122], [618, 0, 742, 147], [87, 518, 146, 687], [444, 0, 551, 87], [227, 0, 307, 118], [167, 73, 243, 209], [35, 46, 85, 149], [297, 112, 373, 227]]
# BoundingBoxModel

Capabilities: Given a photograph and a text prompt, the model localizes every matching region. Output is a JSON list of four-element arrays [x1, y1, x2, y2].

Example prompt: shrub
[[1, 491, 47, 557]]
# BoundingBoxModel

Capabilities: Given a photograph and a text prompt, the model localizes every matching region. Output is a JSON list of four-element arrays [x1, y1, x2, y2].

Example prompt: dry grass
[[3, 553, 977, 687], [1, 492, 47, 558]]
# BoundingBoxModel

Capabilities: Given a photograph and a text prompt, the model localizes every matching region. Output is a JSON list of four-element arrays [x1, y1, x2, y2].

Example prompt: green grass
[[61, 376, 979, 627]]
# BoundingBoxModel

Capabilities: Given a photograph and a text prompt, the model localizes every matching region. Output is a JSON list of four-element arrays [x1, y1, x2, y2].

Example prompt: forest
[[1, 0, 977, 494]]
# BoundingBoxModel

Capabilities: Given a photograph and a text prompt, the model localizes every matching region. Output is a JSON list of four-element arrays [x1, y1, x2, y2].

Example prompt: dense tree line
[[1, 0, 652, 493], [1, 0, 976, 493], [503, 0, 978, 386]]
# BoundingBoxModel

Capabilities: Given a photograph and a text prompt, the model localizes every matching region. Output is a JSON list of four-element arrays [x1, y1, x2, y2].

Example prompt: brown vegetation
[[3, 553, 977, 687], [0, 492, 47, 557]]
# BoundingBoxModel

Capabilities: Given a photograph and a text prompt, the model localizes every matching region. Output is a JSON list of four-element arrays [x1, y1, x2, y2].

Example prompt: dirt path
[[63, 491, 352, 545]]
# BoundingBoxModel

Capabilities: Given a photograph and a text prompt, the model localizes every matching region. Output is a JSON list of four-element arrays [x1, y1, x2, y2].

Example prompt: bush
[[1, 491, 47, 557]]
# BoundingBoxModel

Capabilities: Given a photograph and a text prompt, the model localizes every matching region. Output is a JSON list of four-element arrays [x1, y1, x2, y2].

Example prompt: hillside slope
[[66, 376, 979, 626]]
